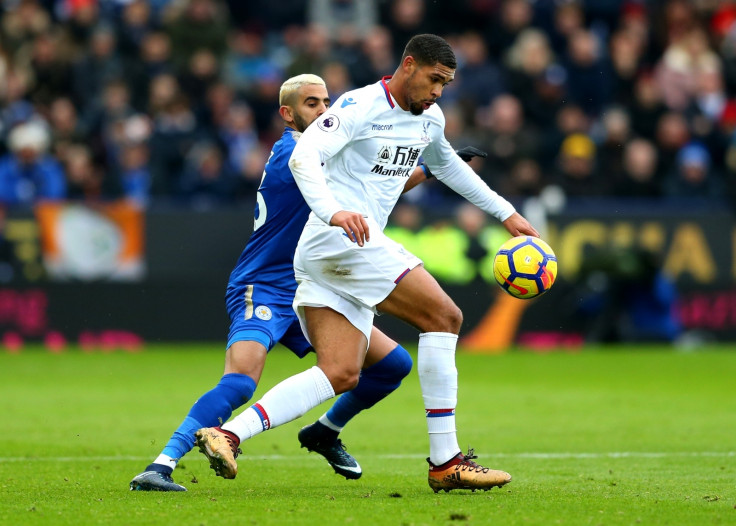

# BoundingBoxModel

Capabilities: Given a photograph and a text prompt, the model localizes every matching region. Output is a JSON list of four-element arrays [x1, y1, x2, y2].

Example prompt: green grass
[[1, 344, 735, 525]]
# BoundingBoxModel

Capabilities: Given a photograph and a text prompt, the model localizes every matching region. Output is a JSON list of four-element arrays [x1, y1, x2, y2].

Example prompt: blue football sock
[[159, 373, 256, 461], [325, 345, 412, 428]]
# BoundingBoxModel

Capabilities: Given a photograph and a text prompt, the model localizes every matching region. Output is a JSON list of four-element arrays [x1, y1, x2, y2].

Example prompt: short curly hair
[[401, 34, 457, 70]]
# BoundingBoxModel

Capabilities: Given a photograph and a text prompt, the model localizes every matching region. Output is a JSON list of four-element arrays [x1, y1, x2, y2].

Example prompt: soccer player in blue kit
[[130, 73, 463, 491]]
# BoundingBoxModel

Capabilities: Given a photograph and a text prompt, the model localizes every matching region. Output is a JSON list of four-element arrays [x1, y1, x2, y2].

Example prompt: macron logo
[[341, 97, 356, 108]]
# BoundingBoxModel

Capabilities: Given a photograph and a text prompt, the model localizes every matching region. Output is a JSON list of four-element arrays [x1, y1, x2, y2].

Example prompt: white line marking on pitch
[[0, 452, 733, 463]]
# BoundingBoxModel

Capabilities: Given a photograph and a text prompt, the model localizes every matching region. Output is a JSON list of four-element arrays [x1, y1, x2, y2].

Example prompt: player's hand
[[330, 211, 370, 247], [455, 146, 488, 162], [501, 212, 539, 238]]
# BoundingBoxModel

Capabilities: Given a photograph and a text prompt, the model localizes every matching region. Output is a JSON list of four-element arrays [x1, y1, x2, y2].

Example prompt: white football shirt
[[289, 77, 515, 230]]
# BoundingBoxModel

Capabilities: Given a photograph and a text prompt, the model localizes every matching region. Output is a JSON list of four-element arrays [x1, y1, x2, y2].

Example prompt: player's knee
[[391, 345, 413, 381], [326, 368, 361, 394], [433, 303, 463, 334]]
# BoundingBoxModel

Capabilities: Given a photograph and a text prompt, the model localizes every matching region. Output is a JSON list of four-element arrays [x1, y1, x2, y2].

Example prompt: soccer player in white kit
[[196, 34, 539, 493]]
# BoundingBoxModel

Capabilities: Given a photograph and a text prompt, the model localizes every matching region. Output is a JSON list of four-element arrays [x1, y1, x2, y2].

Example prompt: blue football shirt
[[226, 128, 311, 301]]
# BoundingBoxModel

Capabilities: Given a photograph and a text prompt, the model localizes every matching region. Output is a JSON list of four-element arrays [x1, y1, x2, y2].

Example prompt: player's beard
[[409, 101, 425, 116], [293, 112, 311, 133]]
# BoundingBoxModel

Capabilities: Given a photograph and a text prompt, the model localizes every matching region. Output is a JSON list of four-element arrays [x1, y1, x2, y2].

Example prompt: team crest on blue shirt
[[318, 115, 340, 132], [421, 121, 431, 144], [255, 305, 272, 321]]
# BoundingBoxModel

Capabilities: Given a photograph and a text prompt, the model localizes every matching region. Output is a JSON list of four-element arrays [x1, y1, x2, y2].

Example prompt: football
[[493, 236, 558, 299]]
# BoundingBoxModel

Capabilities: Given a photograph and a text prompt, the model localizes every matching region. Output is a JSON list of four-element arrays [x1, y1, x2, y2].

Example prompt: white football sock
[[418, 332, 460, 465], [152, 454, 177, 471], [318, 414, 343, 432], [223, 366, 335, 442]]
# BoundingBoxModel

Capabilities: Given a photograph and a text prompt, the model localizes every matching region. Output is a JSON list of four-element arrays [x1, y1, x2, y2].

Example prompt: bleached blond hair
[[279, 74, 326, 106]]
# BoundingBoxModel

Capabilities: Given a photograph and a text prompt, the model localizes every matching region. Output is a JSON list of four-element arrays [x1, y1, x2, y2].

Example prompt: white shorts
[[293, 218, 422, 343]]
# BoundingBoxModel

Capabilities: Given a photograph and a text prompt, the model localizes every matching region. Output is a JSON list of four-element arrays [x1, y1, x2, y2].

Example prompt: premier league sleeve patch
[[317, 114, 340, 132]]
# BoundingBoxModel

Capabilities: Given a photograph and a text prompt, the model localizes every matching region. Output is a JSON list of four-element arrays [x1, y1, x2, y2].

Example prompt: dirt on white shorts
[[293, 218, 422, 344]]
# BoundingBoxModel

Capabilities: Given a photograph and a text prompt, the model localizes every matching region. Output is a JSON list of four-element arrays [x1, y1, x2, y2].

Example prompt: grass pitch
[[1, 344, 735, 525]]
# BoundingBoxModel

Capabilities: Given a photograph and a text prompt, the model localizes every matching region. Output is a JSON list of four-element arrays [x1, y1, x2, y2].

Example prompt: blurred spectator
[[450, 31, 505, 111], [539, 102, 590, 170], [547, 1, 585, 56], [504, 28, 565, 128], [216, 101, 259, 178], [63, 143, 108, 201], [71, 24, 124, 110], [654, 110, 691, 180], [307, 0, 378, 44], [116, 0, 155, 62], [117, 141, 152, 207], [146, 72, 180, 118], [47, 96, 86, 161], [236, 142, 270, 196], [350, 25, 395, 86], [286, 24, 331, 78], [58, 0, 101, 50], [149, 92, 199, 197], [611, 138, 662, 198], [125, 31, 176, 110], [486, 0, 534, 59], [594, 106, 632, 182], [164, 0, 229, 71], [655, 0, 698, 52], [563, 29, 613, 117], [629, 72, 668, 141], [476, 94, 539, 186], [0, 0, 52, 56], [607, 27, 648, 107], [381, 0, 432, 59], [663, 141, 725, 202], [654, 28, 721, 112], [0, 120, 66, 206], [550, 133, 608, 197], [25, 30, 74, 106], [81, 79, 136, 167], [222, 29, 281, 98], [502, 157, 544, 198], [692, 66, 727, 124], [179, 49, 220, 107], [320, 61, 353, 103], [177, 141, 236, 208]]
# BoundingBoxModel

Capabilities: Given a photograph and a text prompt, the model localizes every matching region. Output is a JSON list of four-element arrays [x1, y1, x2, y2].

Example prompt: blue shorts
[[225, 283, 313, 358]]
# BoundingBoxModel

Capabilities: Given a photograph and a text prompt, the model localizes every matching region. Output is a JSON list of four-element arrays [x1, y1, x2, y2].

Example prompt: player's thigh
[[377, 264, 462, 333], [224, 340, 268, 382], [296, 220, 421, 309], [304, 306, 367, 391], [364, 327, 399, 368]]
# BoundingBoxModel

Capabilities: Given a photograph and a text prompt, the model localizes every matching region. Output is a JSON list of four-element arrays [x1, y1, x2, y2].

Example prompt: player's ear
[[279, 105, 293, 123], [402, 55, 415, 73]]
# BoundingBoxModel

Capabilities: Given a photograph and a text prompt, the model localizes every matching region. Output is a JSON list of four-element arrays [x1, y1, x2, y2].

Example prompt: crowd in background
[[1, 0, 736, 212]]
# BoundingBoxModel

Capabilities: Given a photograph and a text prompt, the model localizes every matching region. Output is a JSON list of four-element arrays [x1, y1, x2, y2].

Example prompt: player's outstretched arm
[[403, 146, 488, 194], [502, 212, 539, 238]]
